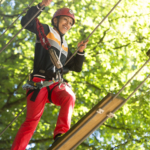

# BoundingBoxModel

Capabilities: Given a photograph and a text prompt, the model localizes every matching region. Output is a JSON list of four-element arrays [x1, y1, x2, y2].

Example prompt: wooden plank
[[48, 93, 125, 150]]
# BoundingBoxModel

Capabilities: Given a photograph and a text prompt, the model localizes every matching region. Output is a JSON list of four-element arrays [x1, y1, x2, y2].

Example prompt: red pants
[[11, 77, 75, 150]]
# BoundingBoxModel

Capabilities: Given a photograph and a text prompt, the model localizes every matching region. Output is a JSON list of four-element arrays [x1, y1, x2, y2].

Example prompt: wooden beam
[[48, 93, 125, 150]]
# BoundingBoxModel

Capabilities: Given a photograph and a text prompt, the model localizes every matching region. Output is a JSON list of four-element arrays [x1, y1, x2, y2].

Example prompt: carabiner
[[59, 82, 67, 89]]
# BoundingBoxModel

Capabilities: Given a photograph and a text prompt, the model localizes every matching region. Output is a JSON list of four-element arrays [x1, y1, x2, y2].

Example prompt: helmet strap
[[54, 17, 64, 38]]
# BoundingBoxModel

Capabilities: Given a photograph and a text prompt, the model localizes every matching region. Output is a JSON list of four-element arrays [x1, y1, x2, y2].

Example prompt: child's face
[[55, 16, 73, 35]]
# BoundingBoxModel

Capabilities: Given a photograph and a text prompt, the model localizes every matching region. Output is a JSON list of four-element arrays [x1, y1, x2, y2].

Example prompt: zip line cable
[[64, 0, 122, 66], [0, 0, 36, 39], [113, 73, 150, 113], [101, 56, 150, 109], [0, 5, 45, 54]]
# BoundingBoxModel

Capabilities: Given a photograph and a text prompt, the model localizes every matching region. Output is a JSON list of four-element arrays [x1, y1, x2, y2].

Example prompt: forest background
[[0, 0, 150, 149]]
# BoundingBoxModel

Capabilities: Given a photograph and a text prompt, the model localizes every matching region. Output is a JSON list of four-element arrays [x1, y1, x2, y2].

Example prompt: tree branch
[[111, 140, 129, 150], [80, 142, 97, 150], [71, 81, 101, 91], [103, 123, 131, 131], [1, 96, 26, 111], [29, 137, 53, 144], [91, 28, 110, 55], [0, 13, 20, 18], [114, 43, 131, 49]]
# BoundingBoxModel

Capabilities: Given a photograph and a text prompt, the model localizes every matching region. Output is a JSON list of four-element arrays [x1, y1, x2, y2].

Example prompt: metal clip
[[97, 108, 104, 114], [56, 71, 66, 89], [59, 82, 67, 89], [22, 84, 36, 90], [107, 112, 114, 118], [58, 72, 62, 82]]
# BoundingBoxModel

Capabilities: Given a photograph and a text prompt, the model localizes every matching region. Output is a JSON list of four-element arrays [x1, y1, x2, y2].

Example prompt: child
[[11, 0, 88, 149]]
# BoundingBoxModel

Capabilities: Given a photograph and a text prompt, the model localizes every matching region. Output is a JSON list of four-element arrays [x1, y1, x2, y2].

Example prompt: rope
[[0, 5, 45, 54], [35, 18, 51, 50], [64, 0, 122, 66], [101, 57, 150, 109], [0, 0, 36, 38], [0, 106, 27, 137], [113, 74, 150, 113]]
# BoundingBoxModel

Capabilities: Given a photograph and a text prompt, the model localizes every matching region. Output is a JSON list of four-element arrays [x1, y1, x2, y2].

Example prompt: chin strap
[[54, 17, 64, 37]]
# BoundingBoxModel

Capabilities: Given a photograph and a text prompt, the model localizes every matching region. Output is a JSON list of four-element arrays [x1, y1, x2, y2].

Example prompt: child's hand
[[78, 40, 89, 52], [40, 0, 52, 7]]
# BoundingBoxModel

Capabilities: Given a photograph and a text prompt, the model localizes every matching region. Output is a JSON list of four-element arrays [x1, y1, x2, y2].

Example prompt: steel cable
[[0, 5, 45, 53], [101, 57, 150, 109], [64, 0, 122, 66], [0, 0, 36, 38], [112, 74, 150, 113]]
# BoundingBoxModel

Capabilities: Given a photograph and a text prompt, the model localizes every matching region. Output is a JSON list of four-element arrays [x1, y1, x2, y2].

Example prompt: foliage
[[0, 0, 150, 149]]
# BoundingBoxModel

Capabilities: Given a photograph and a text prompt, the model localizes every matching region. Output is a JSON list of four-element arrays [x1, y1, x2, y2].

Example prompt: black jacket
[[21, 4, 85, 78]]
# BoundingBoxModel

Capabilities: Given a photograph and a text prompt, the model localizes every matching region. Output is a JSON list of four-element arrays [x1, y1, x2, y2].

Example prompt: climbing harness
[[23, 17, 67, 100], [22, 79, 59, 90], [22, 70, 65, 91]]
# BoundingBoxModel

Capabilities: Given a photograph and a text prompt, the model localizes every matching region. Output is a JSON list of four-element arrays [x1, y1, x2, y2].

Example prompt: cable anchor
[[97, 108, 104, 114], [107, 112, 115, 118]]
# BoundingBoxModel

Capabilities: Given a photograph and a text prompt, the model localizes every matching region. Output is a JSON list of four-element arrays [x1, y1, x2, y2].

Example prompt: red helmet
[[52, 8, 75, 25]]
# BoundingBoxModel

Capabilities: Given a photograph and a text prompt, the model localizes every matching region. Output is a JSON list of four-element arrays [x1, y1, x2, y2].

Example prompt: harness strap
[[30, 89, 40, 102], [26, 83, 59, 103], [26, 89, 40, 102], [26, 89, 34, 97], [47, 83, 59, 103]]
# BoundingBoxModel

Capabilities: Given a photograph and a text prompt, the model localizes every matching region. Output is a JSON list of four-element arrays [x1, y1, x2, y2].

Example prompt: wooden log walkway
[[48, 93, 125, 150]]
